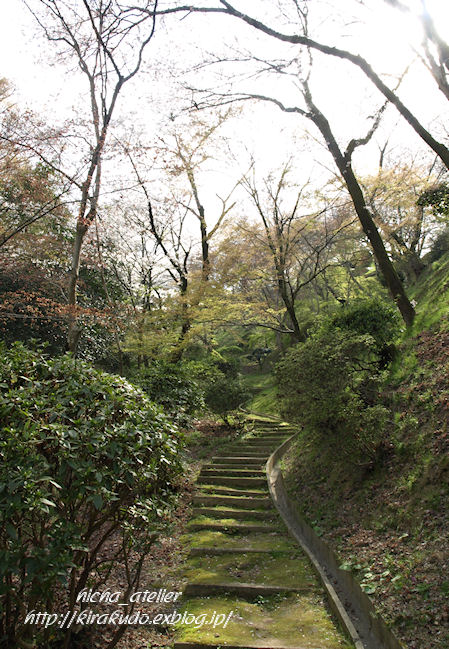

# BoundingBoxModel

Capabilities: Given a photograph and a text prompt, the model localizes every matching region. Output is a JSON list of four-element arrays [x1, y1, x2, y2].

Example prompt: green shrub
[[204, 372, 251, 424], [131, 359, 204, 426], [321, 297, 400, 368], [428, 228, 449, 263], [326, 297, 399, 347], [276, 330, 388, 465], [0, 342, 182, 648]]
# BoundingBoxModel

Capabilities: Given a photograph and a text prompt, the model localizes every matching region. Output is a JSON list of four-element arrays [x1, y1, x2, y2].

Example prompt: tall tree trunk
[[171, 275, 191, 362], [306, 100, 415, 326], [209, 2, 449, 171], [277, 275, 305, 343], [199, 211, 210, 280], [67, 220, 89, 352]]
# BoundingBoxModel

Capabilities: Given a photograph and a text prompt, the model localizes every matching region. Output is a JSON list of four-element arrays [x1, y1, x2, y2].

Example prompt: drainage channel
[[175, 416, 354, 649]]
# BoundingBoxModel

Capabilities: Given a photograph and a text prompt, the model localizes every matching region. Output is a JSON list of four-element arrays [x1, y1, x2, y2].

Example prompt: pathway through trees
[[176, 417, 353, 649]]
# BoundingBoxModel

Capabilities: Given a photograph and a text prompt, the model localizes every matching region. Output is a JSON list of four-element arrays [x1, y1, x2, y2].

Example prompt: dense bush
[[184, 358, 251, 424], [276, 298, 400, 464], [277, 330, 387, 464], [428, 228, 449, 263], [326, 297, 398, 348], [131, 356, 252, 427], [0, 343, 182, 649], [131, 359, 205, 426], [321, 297, 400, 368], [204, 372, 251, 424]]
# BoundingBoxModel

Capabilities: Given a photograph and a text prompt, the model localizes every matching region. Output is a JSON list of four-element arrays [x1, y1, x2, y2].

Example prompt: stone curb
[[266, 433, 405, 649]]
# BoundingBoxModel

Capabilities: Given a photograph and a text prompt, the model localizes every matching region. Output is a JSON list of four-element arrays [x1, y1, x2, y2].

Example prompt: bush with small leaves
[[321, 297, 400, 368]]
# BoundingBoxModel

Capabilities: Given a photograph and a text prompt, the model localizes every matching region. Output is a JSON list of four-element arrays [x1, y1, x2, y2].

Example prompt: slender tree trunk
[[199, 210, 210, 280], [306, 101, 415, 326], [278, 276, 305, 343], [343, 169, 415, 325], [171, 275, 191, 362], [67, 220, 89, 352]]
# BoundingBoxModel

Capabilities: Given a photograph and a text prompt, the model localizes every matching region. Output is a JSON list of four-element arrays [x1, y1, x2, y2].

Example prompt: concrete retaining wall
[[266, 434, 404, 649]]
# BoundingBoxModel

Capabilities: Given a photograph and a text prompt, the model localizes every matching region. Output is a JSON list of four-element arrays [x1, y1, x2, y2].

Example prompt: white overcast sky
[[1, 0, 449, 225]]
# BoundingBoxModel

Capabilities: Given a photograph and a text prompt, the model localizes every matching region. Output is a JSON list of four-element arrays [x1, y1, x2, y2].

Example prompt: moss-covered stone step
[[199, 469, 266, 478], [236, 445, 279, 450], [197, 476, 267, 488], [211, 456, 266, 464], [247, 426, 292, 435], [229, 451, 272, 457], [188, 547, 277, 556], [249, 438, 288, 444], [175, 593, 353, 649], [252, 425, 292, 430], [236, 439, 275, 445], [213, 451, 269, 457], [187, 521, 277, 533], [237, 441, 277, 447], [196, 485, 268, 496], [181, 530, 293, 552], [193, 495, 272, 509], [248, 425, 291, 432], [183, 583, 310, 597], [188, 513, 277, 527], [246, 432, 287, 437], [209, 462, 265, 470], [193, 507, 273, 520], [173, 642, 304, 649], [250, 434, 290, 441], [183, 551, 318, 590]]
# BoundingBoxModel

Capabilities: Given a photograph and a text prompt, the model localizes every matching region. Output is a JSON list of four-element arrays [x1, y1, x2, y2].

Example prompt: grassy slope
[[242, 371, 279, 415], [282, 254, 449, 649]]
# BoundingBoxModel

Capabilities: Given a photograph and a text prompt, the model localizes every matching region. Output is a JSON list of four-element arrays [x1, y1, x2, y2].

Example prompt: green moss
[[410, 254, 449, 333], [199, 504, 263, 512], [180, 530, 293, 552], [198, 483, 267, 492], [183, 552, 318, 588], [242, 373, 280, 415], [188, 514, 275, 527], [176, 594, 353, 648]]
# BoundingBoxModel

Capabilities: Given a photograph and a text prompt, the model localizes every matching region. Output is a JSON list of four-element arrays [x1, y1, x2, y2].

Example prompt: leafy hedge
[[0, 343, 182, 648]]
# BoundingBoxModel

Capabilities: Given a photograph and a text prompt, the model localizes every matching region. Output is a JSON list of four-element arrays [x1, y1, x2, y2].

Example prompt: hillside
[[279, 254, 449, 649]]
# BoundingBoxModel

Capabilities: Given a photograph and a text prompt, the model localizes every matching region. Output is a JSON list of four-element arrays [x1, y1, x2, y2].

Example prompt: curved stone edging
[[266, 433, 405, 649]]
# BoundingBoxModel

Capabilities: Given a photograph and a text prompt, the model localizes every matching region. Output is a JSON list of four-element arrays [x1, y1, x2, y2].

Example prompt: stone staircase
[[176, 417, 353, 649]]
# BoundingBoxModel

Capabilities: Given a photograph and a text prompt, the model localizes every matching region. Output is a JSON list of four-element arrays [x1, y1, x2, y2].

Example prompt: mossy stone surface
[[176, 594, 353, 648], [198, 484, 268, 495], [188, 514, 277, 528], [177, 418, 354, 649], [183, 552, 318, 588], [180, 530, 294, 552]]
